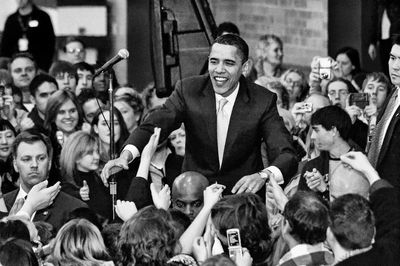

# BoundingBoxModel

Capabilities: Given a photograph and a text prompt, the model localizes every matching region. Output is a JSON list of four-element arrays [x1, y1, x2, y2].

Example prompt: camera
[[318, 57, 333, 79], [300, 102, 313, 113], [349, 93, 369, 109], [227, 228, 242, 261]]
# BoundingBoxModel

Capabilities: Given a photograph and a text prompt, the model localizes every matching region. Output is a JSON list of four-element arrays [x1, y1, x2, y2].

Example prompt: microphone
[[94, 49, 129, 77]]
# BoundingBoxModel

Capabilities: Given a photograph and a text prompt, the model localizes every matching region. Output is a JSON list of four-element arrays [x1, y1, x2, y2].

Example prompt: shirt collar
[[215, 83, 240, 104]]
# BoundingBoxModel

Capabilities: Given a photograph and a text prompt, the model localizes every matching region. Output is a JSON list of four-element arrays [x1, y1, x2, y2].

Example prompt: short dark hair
[[213, 34, 249, 63], [335, 47, 361, 74], [77, 89, 100, 106], [0, 119, 16, 136], [283, 191, 329, 245], [9, 52, 37, 71], [391, 33, 400, 46], [216, 22, 240, 37], [29, 73, 58, 96], [311, 105, 352, 141], [0, 238, 39, 266], [73, 61, 95, 75], [12, 129, 53, 159], [326, 77, 358, 94], [49, 60, 77, 80], [330, 194, 375, 250]]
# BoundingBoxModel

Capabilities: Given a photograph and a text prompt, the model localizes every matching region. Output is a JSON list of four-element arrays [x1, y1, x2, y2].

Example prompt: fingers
[[231, 178, 245, 194]]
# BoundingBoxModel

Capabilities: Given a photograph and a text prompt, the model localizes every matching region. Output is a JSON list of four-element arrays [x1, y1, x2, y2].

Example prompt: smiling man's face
[[208, 43, 248, 97]]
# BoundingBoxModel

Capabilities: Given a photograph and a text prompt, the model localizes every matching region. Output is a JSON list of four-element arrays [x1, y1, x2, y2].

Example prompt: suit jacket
[[374, 89, 400, 192], [369, 0, 400, 44], [125, 74, 298, 193], [4, 189, 87, 231]]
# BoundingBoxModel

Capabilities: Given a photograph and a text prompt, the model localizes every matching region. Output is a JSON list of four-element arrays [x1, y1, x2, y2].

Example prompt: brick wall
[[209, 0, 328, 68]]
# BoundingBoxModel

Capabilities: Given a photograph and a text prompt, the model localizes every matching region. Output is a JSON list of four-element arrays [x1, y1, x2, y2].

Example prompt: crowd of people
[[0, 0, 399, 265]]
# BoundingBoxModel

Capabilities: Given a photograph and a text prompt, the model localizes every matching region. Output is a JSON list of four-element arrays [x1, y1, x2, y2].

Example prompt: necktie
[[368, 90, 398, 167], [217, 98, 229, 166]]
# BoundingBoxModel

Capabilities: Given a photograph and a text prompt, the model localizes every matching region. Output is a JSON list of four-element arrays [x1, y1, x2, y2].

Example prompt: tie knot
[[218, 98, 228, 112]]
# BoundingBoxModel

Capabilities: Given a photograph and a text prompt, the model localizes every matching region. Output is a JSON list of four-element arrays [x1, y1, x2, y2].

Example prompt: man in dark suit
[[4, 130, 86, 230], [368, 35, 400, 193], [101, 34, 298, 195]]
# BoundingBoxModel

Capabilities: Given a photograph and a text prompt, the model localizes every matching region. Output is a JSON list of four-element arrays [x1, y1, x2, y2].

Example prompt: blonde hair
[[59, 131, 98, 184], [51, 219, 110, 266]]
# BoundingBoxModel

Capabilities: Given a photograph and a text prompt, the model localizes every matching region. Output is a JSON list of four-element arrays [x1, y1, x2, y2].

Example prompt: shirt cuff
[[122, 145, 140, 163], [266, 166, 284, 184]]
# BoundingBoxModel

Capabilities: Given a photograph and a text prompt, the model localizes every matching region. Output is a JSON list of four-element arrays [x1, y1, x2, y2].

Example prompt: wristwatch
[[258, 170, 270, 181]]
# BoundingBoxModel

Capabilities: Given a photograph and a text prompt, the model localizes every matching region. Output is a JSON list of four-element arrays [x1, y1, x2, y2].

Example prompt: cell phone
[[318, 57, 333, 79], [349, 93, 369, 109], [227, 228, 242, 261], [300, 102, 313, 113]]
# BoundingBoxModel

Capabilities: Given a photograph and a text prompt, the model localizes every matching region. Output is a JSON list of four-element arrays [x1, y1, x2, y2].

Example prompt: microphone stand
[[107, 70, 117, 220]]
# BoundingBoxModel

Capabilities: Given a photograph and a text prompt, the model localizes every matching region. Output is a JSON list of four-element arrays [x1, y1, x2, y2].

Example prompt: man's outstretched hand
[[100, 156, 129, 186]]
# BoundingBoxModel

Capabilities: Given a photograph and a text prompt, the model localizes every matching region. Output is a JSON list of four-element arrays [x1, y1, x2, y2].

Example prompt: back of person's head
[[213, 34, 249, 63], [49, 60, 77, 78], [67, 207, 103, 232], [0, 219, 30, 244], [282, 191, 329, 245], [335, 46, 361, 74], [211, 193, 272, 264], [329, 163, 370, 201], [329, 194, 375, 250], [0, 238, 38, 266], [29, 73, 58, 96], [101, 223, 122, 263], [202, 254, 236, 266], [12, 129, 53, 160], [216, 22, 240, 37], [311, 105, 352, 141], [118, 205, 178, 265], [52, 218, 110, 265], [0, 57, 10, 70]]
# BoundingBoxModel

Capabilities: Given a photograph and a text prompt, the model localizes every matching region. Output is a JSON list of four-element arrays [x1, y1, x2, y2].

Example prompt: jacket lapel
[[200, 78, 218, 158], [377, 105, 400, 166]]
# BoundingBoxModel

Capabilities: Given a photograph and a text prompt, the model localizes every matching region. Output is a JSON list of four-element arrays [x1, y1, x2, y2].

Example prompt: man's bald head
[[329, 163, 370, 201], [171, 171, 209, 221]]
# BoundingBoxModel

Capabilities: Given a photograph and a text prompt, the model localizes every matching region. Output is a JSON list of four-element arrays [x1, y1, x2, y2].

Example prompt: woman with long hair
[[50, 218, 113, 266], [60, 131, 112, 220], [0, 119, 19, 194], [44, 89, 83, 175]]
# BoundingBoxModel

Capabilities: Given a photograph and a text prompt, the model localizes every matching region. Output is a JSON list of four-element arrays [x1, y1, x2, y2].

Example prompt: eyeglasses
[[66, 48, 83, 54]]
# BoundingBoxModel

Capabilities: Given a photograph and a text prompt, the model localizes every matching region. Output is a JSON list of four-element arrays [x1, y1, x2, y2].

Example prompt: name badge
[[29, 20, 39, 27]]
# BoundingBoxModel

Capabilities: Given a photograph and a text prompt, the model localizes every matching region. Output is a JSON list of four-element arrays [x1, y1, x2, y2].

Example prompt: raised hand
[[203, 183, 225, 210], [266, 173, 288, 212], [79, 180, 90, 201], [115, 200, 138, 222], [100, 157, 129, 187], [150, 183, 171, 210]]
